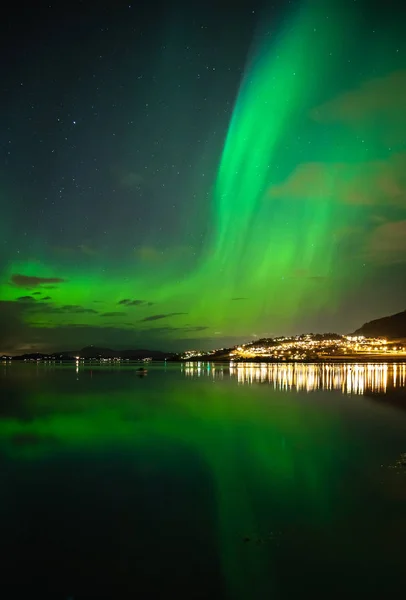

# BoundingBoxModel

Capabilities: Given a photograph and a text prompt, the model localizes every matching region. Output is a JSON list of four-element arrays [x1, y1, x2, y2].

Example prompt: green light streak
[[202, 1, 349, 318]]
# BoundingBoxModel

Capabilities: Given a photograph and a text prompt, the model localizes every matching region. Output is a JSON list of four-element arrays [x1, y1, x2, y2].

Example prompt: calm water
[[1, 362, 406, 599]]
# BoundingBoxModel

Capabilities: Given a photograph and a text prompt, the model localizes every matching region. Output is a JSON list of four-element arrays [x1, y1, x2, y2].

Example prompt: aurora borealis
[[1, 0, 406, 353]]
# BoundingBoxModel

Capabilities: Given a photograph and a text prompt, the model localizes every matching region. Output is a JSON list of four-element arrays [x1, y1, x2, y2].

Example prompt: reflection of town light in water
[[183, 362, 406, 395]]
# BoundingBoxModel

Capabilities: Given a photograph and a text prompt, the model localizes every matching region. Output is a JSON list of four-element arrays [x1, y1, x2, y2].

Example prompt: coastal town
[[181, 334, 406, 362]]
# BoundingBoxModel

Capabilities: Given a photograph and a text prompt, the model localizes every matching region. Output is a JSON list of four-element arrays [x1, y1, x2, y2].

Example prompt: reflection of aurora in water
[[182, 362, 406, 395], [0, 364, 360, 598], [2, 364, 406, 597]]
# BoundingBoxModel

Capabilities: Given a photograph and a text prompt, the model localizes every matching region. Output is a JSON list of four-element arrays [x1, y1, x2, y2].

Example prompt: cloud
[[140, 312, 187, 322], [0, 297, 211, 355], [231, 297, 248, 301], [268, 154, 406, 206], [59, 305, 98, 314], [32, 292, 41, 296], [311, 70, 406, 124], [0, 305, 207, 355], [42, 296, 51, 301], [100, 312, 127, 317], [118, 298, 149, 306], [366, 220, 406, 264], [16, 300, 98, 315], [11, 274, 66, 288], [311, 71, 406, 146]]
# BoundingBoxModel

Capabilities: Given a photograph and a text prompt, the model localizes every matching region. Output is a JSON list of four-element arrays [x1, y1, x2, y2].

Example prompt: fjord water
[[1, 363, 406, 599]]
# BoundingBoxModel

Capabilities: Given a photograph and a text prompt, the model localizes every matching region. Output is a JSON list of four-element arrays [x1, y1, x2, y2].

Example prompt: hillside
[[354, 310, 406, 339]]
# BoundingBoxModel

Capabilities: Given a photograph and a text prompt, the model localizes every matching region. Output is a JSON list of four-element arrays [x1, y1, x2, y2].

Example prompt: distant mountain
[[354, 310, 406, 339], [12, 346, 176, 361], [75, 346, 116, 358], [76, 346, 174, 360]]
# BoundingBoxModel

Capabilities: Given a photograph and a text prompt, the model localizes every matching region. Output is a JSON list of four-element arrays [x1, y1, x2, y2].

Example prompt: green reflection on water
[[1, 371, 348, 598]]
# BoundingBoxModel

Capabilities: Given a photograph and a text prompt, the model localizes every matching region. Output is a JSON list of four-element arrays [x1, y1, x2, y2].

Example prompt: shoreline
[[181, 355, 406, 364], [3, 355, 406, 365]]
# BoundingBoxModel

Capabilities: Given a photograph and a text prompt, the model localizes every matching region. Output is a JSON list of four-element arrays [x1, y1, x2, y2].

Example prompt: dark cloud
[[0, 302, 210, 354], [59, 305, 98, 314], [17, 301, 98, 315], [118, 298, 152, 306], [42, 296, 51, 300], [32, 292, 41, 296], [100, 312, 127, 317], [140, 312, 187, 322], [11, 274, 66, 288], [231, 297, 248, 301]]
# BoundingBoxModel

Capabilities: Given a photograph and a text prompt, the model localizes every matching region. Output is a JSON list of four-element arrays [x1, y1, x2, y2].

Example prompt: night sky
[[1, 0, 405, 354]]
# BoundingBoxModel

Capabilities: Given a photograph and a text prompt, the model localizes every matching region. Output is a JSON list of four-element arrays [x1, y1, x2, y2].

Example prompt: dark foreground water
[[1, 362, 406, 599]]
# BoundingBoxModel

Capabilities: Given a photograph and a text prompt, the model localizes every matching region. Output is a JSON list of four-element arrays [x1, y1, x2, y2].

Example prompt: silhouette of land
[[2, 309, 406, 363]]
